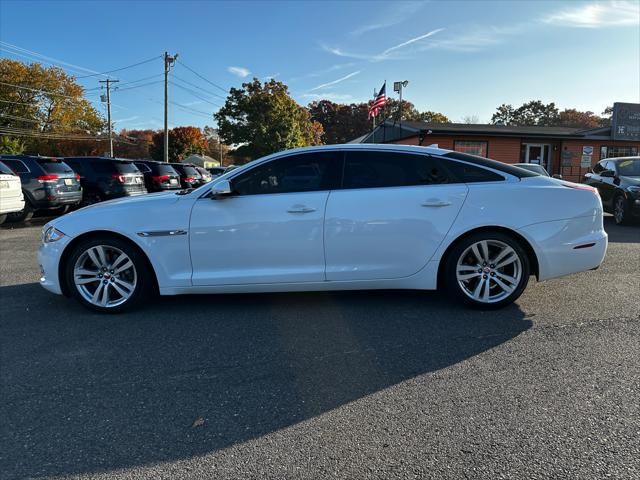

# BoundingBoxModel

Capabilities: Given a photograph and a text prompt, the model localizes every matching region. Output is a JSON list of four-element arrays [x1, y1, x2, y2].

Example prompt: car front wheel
[[445, 232, 530, 309], [64, 236, 153, 313], [613, 194, 630, 225]]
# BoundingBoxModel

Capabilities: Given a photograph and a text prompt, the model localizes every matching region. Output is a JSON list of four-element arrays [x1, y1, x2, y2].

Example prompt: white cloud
[[543, 1, 640, 28], [309, 71, 361, 91], [322, 28, 445, 62], [350, 2, 426, 36], [227, 66, 251, 77], [114, 115, 138, 123], [262, 73, 280, 80]]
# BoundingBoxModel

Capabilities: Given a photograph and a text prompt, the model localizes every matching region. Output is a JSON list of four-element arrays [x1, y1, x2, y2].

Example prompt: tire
[[0, 214, 6, 225], [81, 192, 102, 207], [63, 235, 154, 313], [50, 205, 70, 216], [444, 232, 530, 309], [613, 194, 631, 225], [6, 202, 34, 223]]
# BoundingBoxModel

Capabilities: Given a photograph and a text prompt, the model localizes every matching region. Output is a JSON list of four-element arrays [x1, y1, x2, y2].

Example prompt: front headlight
[[42, 226, 65, 243]]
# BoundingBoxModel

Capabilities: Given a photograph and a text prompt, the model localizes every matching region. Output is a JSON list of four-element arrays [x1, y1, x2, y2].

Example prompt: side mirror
[[601, 170, 615, 178], [209, 179, 232, 199], [552, 174, 563, 179]]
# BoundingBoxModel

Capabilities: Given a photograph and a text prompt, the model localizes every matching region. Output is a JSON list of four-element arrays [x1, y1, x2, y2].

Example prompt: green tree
[[0, 136, 25, 154], [151, 126, 208, 162], [215, 78, 323, 159], [0, 58, 105, 155]]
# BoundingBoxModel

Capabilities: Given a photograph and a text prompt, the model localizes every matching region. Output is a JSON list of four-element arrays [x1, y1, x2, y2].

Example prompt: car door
[[189, 151, 341, 286], [324, 150, 468, 281], [598, 161, 618, 209]]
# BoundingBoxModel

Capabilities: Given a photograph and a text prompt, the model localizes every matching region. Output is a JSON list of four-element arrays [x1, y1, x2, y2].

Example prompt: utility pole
[[163, 51, 179, 162], [99, 79, 119, 157], [393, 80, 409, 132]]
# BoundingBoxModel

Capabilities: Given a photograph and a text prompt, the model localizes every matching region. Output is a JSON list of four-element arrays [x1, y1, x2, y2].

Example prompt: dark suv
[[583, 156, 640, 225], [0, 155, 82, 222], [63, 157, 147, 205], [168, 163, 202, 188], [133, 160, 181, 192]]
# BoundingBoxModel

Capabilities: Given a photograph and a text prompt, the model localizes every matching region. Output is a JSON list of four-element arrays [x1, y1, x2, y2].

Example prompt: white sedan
[[38, 144, 607, 312]]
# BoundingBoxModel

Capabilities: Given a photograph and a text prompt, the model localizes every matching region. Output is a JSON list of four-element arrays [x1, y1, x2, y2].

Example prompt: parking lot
[[0, 217, 638, 479]]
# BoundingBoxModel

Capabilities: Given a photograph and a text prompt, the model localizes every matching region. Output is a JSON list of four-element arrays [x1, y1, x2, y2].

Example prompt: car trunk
[[36, 159, 82, 194]]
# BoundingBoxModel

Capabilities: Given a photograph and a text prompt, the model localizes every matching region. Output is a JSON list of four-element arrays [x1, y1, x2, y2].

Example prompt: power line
[[0, 126, 107, 140], [76, 55, 162, 79], [168, 100, 213, 117], [117, 73, 164, 86], [175, 60, 229, 94], [116, 80, 164, 92], [0, 41, 106, 77], [171, 74, 226, 100], [0, 112, 97, 132], [0, 81, 85, 100], [169, 81, 222, 107]]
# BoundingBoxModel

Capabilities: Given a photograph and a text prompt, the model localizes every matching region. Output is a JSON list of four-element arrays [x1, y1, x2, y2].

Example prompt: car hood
[[48, 191, 185, 235], [620, 175, 640, 186]]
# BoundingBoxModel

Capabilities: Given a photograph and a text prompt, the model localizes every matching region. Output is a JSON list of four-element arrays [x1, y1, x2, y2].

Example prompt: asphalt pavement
[[0, 216, 638, 479]]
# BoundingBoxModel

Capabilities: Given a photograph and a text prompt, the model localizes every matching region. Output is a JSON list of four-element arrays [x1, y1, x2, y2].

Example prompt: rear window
[[444, 152, 538, 178], [2, 159, 29, 173], [180, 165, 199, 176], [37, 159, 74, 174], [156, 163, 178, 175], [113, 162, 141, 174], [134, 162, 152, 173], [0, 162, 15, 175]]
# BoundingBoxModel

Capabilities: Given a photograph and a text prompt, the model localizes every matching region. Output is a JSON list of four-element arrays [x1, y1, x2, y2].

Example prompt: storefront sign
[[582, 146, 593, 155], [561, 150, 574, 167], [611, 102, 640, 141], [580, 155, 592, 168]]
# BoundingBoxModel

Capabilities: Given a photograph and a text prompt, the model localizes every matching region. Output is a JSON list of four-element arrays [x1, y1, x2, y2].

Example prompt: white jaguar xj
[[39, 144, 607, 312]]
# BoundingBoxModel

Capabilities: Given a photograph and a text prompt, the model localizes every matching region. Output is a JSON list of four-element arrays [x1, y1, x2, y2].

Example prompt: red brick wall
[[559, 139, 640, 182]]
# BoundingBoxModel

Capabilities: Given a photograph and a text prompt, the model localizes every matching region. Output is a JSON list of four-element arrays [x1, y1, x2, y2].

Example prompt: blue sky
[[1, 0, 639, 131]]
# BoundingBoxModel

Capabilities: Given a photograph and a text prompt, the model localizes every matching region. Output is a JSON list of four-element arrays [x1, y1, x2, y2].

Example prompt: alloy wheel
[[614, 197, 625, 224], [456, 239, 522, 304], [73, 245, 137, 308]]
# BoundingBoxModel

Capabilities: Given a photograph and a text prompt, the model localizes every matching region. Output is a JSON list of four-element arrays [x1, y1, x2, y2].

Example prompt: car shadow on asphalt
[[603, 216, 640, 243], [1, 283, 531, 479]]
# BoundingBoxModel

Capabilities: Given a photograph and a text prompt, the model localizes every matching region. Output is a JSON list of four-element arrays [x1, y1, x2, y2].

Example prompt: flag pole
[[372, 87, 376, 143]]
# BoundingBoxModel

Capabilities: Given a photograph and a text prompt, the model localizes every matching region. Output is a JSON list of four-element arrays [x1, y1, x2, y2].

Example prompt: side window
[[444, 160, 505, 183], [343, 151, 455, 189], [2, 159, 29, 174], [135, 162, 151, 173], [66, 160, 84, 175], [232, 152, 339, 195], [592, 161, 605, 174]]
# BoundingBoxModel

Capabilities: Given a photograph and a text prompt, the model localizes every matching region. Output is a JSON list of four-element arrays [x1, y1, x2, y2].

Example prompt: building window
[[600, 146, 639, 159], [454, 141, 488, 157]]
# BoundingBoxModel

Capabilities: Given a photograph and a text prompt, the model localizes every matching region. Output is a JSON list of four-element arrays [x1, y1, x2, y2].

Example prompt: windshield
[[617, 158, 640, 176], [156, 164, 178, 175]]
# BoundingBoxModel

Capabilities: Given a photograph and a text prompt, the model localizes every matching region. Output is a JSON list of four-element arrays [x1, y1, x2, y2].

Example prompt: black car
[[206, 166, 226, 177], [583, 156, 640, 225], [63, 157, 147, 205], [0, 155, 82, 222], [133, 160, 181, 192], [168, 162, 202, 189]]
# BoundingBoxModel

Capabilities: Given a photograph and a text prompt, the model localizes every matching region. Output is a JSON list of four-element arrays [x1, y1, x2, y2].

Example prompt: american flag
[[368, 82, 386, 119]]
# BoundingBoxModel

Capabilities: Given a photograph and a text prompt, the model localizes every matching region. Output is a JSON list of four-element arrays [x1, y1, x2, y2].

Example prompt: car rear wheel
[[6, 202, 34, 223], [64, 236, 153, 313], [613, 194, 630, 225], [0, 214, 6, 225], [445, 232, 530, 309]]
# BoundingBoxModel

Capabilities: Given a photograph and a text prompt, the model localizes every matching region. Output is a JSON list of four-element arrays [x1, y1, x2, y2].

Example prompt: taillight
[[37, 174, 59, 183], [112, 174, 126, 183], [562, 182, 600, 198], [75, 173, 80, 180], [184, 177, 195, 183], [152, 175, 170, 183]]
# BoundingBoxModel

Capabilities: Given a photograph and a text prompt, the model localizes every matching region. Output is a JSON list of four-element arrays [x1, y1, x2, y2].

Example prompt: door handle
[[287, 206, 316, 214], [421, 200, 451, 207]]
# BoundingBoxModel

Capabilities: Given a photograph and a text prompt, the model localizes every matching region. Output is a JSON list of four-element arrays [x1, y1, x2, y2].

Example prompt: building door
[[525, 144, 551, 172]]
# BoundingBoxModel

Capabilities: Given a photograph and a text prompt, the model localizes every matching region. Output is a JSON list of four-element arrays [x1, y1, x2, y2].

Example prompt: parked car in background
[[0, 160, 25, 225], [63, 157, 146, 205], [583, 156, 640, 225], [169, 162, 201, 189], [133, 160, 181, 192], [195, 166, 213, 184], [206, 166, 226, 178], [0, 155, 82, 222], [38, 144, 607, 313], [512, 163, 562, 179]]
